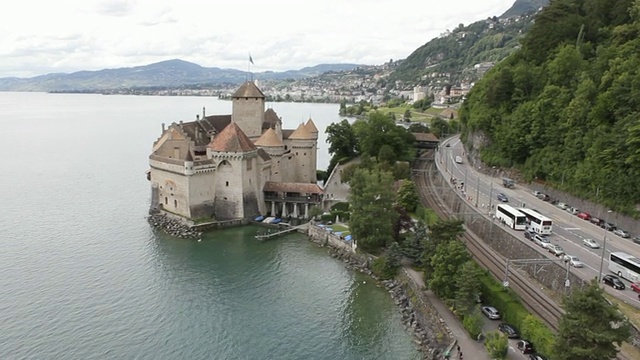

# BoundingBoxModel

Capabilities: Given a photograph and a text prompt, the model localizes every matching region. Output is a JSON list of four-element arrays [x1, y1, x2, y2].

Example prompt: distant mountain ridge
[[0, 59, 363, 92], [500, 0, 549, 18]]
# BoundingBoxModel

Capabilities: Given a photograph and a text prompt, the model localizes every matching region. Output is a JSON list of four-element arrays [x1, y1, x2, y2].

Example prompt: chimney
[[161, 123, 165, 132], [196, 114, 200, 121], [202, 106, 206, 119]]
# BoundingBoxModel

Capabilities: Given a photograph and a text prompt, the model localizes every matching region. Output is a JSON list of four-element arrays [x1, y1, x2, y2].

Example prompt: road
[[438, 135, 640, 306]]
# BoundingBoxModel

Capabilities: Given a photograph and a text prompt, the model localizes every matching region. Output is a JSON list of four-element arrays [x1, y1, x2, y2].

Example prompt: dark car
[[498, 323, 520, 338], [524, 230, 535, 240], [528, 355, 549, 360], [632, 236, 640, 245], [602, 222, 616, 231], [516, 340, 535, 354], [602, 274, 625, 290], [537, 193, 550, 201], [590, 217, 603, 226], [497, 193, 509, 202]]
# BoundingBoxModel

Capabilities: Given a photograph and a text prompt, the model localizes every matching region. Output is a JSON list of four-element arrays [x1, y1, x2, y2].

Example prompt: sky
[[0, 0, 516, 78]]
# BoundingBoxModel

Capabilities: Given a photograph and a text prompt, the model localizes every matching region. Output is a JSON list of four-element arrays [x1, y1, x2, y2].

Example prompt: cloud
[[95, 0, 137, 17]]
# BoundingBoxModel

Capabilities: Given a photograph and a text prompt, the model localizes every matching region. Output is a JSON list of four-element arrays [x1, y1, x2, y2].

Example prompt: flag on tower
[[249, 55, 254, 65]]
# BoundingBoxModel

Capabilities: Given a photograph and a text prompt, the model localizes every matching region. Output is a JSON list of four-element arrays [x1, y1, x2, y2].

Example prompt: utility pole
[[503, 260, 510, 288], [475, 176, 480, 207], [463, 169, 468, 192], [488, 181, 494, 214]]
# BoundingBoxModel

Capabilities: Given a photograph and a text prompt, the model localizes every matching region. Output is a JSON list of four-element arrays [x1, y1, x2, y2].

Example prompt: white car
[[563, 255, 584, 268], [481, 306, 501, 320], [534, 234, 551, 248], [583, 238, 600, 249], [556, 202, 567, 210]]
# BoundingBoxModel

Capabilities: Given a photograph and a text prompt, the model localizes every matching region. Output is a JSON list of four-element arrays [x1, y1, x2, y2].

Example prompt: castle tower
[[207, 122, 261, 219], [255, 127, 285, 183], [305, 118, 319, 181], [231, 81, 265, 140], [288, 123, 316, 183]]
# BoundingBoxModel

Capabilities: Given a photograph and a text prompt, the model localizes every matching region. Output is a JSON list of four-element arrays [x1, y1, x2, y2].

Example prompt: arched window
[[165, 197, 168, 205], [174, 199, 178, 208]]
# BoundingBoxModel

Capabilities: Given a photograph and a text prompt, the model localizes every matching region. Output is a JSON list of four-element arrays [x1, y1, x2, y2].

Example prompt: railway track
[[413, 153, 563, 330]]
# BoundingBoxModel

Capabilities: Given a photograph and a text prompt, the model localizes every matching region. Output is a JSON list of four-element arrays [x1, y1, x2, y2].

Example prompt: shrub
[[484, 331, 508, 359], [371, 256, 399, 280], [331, 202, 350, 212], [462, 308, 483, 339]]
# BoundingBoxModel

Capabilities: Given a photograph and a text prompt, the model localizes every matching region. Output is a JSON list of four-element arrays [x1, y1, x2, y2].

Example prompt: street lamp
[[597, 210, 613, 284]]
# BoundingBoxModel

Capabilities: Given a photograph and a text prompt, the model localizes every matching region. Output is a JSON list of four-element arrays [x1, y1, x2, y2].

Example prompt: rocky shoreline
[[327, 248, 446, 359], [148, 213, 202, 239]]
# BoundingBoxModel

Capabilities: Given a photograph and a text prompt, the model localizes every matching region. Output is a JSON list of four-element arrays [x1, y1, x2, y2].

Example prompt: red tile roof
[[207, 122, 256, 152], [413, 132, 440, 142], [289, 123, 314, 140], [232, 81, 265, 98], [263, 181, 324, 194]]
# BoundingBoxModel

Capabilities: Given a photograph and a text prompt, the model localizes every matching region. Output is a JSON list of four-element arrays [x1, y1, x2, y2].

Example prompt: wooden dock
[[255, 224, 307, 241]]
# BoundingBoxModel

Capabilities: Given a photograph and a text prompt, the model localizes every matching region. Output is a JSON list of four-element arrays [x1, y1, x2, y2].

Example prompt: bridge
[[255, 223, 308, 241]]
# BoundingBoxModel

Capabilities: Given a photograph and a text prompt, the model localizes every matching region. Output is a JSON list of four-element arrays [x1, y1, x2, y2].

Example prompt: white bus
[[518, 208, 553, 235], [495, 204, 527, 230], [609, 252, 640, 282]]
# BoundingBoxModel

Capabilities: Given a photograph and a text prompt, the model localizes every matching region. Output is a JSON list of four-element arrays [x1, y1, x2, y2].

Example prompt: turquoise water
[[0, 92, 420, 359]]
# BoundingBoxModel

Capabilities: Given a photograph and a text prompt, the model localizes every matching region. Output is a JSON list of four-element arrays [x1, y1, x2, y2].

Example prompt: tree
[[428, 239, 470, 299], [403, 109, 411, 120], [325, 119, 358, 160], [353, 111, 416, 162], [396, 180, 420, 212], [553, 279, 631, 360], [400, 221, 428, 265], [454, 261, 483, 315], [462, 308, 484, 340], [421, 219, 465, 279], [348, 167, 398, 252], [484, 331, 508, 359]]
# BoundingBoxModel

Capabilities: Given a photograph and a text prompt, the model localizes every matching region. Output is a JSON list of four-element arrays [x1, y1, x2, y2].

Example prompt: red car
[[577, 212, 591, 220], [631, 283, 640, 293]]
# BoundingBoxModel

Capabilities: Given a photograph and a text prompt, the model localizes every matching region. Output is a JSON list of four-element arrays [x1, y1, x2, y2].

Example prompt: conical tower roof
[[254, 128, 284, 147], [207, 123, 256, 152], [232, 81, 265, 98], [288, 122, 314, 140], [305, 118, 318, 133]]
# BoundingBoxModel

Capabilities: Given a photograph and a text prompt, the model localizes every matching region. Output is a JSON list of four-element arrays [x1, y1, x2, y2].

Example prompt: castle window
[[173, 147, 179, 159], [284, 146, 288, 150], [165, 197, 168, 205], [304, 153, 306, 156], [296, 152, 298, 155], [246, 160, 252, 170], [174, 200, 177, 208], [226, 181, 229, 187]]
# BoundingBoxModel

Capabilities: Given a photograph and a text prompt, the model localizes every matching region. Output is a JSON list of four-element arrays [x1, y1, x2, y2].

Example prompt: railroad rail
[[413, 152, 563, 330]]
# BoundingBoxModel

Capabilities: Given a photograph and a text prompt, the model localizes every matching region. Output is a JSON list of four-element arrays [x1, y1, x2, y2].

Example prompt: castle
[[147, 81, 322, 221]]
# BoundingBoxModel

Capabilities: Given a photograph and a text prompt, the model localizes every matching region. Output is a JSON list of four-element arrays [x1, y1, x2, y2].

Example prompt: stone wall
[[307, 223, 356, 253]]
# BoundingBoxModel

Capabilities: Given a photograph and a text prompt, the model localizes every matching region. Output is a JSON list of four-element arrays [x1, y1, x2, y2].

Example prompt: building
[[148, 81, 322, 221]]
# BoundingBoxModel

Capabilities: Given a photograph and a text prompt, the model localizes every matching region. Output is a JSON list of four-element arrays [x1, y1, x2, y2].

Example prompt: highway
[[437, 135, 640, 306]]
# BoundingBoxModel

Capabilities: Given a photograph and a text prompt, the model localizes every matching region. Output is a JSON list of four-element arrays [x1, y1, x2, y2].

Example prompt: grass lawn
[[330, 224, 349, 232], [375, 106, 432, 122]]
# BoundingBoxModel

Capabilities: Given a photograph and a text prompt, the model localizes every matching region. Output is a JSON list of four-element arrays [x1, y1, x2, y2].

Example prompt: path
[[404, 267, 491, 360]]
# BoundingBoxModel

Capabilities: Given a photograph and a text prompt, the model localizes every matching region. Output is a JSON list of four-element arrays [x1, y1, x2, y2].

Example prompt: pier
[[255, 223, 308, 241]]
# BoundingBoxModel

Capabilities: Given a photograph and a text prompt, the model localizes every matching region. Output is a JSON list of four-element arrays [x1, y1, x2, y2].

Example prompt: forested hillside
[[460, 0, 640, 214], [389, 9, 538, 83]]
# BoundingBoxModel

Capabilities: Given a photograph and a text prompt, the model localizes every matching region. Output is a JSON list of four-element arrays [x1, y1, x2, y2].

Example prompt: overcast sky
[[0, 0, 516, 78]]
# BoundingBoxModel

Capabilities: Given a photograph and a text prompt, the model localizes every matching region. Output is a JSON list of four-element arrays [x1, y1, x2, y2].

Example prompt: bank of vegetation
[[460, 0, 640, 216]]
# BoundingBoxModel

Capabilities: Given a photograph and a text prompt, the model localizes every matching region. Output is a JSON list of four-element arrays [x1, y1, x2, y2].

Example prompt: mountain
[[500, 0, 549, 19], [0, 59, 363, 92], [460, 0, 639, 213], [389, 0, 548, 84]]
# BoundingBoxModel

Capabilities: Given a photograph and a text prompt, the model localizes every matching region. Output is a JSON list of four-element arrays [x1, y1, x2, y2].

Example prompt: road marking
[[564, 228, 581, 231]]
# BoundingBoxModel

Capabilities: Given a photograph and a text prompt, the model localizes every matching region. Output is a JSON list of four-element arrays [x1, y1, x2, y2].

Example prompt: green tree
[[353, 111, 415, 162], [325, 119, 358, 160], [400, 221, 427, 265], [553, 279, 631, 360], [454, 261, 483, 315], [421, 219, 465, 279], [462, 308, 484, 340], [348, 167, 398, 252], [396, 180, 420, 212], [484, 331, 508, 359], [403, 109, 411, 120], [428, 239, 470, 299]]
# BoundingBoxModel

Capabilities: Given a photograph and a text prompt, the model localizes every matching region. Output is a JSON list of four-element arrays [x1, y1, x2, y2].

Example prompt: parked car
[[566, 207, 579, 215], [481, 306, 501, 320], [602, 274, 625, 290], [583, 238, 600, 249], [537, 193, 550, 201], [631, 282, 640, 293], [602, 222, 616, 231], [577, 212, 592, 220], [524, 230, 535, 240], [532, 190, 541, 197], [527, 355, 549, 360], [614, 229, 630, 238], [556, 202, 567, 210], [534, 234, 551, 248], [563, 255, 584, 268], [548, 244, 565, 257], [590, 217, 603, 226], [516, 340, 536, 354], [497, 193, 509, 202], [498, 323, 520, 338], [632, 236, 640, 245]]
